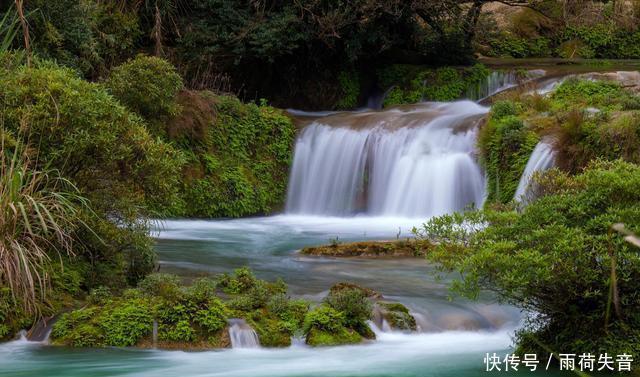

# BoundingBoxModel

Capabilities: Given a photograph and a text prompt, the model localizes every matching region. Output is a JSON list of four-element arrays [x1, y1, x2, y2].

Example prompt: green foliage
[[379, 64, 490, 107], [303, 305, 345, 334], [324, 288, 372, 335], [0, 139, 90, 315], [416, 160, 640, 357], [478, 101, 539, 203], [24, 0, 141, 77], [106, 55, 183, 120], [0, 62, 183, 288], [166, 93, 295, 218], [101, 299, 153, 346]]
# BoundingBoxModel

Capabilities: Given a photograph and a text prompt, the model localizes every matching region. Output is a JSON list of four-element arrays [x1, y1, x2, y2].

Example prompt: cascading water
[[514, 141, 556, 201], [228, 319, 260, 348], [286, 101, 488, 217], [465, 69, 545, 100]]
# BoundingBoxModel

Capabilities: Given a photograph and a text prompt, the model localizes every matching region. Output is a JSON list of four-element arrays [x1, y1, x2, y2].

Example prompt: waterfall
[[286, 101, 487, 217], [514, 141, 556, 201], [228, 319, 260, 348], [466, 69, 546, 100]]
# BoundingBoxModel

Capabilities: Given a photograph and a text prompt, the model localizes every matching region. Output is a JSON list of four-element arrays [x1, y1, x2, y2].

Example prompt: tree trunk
[[15, 0, 30, 66]]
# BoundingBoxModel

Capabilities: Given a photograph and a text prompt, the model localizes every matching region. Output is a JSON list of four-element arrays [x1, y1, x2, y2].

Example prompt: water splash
[[514, 141, 556, 201], [286, 101, 488, 217], [228, 319, 260, 349]]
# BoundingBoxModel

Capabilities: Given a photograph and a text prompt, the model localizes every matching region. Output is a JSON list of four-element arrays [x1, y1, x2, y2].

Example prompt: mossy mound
[[305, 327, 362, 347], [329, 282, 382, 299], [301, 240, 428, 258], [50, 268, 305, 349], [377, 302, 417, 331]]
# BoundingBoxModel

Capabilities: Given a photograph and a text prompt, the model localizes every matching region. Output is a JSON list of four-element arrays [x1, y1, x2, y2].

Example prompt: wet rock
[[375, 302, 417, 331]]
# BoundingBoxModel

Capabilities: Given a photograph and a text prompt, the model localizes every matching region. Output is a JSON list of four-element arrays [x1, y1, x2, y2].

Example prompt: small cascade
[[514, 141, 556, 201], [16, 329, 28, 341], [467, 69, 546, 100], [152, 320, 158, 348], [228, 319, 260, 349], [286, 101, 488, 217]]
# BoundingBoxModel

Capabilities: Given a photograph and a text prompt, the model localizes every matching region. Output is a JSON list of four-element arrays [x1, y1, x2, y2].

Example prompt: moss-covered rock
[[305, 327, 362, 347], [376, 302, 417, 332], [301, 240, 429, 258]]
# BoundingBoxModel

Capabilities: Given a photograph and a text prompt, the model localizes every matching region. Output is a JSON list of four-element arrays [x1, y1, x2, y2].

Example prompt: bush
[[416, 160, 640, 358], [324, 288, 372, 331], [106, 55, 183, 120], [0, 62, 184, 288], [138, 273, 182, 300], [101, 299, 153, 346], [194, 299, 227, 333], [303, 305, 345, 334]]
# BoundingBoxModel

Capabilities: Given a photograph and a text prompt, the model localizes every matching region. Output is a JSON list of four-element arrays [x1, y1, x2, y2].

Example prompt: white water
[[228, 319, 260, 349], [467, 69, 546, 100], [286, 101, 488, 217], [514, 141, 556, 201]]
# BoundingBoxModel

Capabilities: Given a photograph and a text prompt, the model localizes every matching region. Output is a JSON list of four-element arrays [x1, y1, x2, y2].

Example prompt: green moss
[[378, 302, 417, 331], [305, 327, 362, 347], [378, 64, 490, 107]]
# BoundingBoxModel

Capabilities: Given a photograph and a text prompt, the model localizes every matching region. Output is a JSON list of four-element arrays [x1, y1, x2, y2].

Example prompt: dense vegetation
[[480, 79, 640, 203], [0, 51, 295, 338], [416, 160, 640, 359], [476, 1, 640, 59], [50, 268, 414, 348], [4, 0, 638, 109]]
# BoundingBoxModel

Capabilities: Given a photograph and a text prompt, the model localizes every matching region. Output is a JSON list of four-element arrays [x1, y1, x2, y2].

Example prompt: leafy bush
[[194, 298, 227, 333], [324, 288, 372, 331], [106, 55, 183, 120], [101, 299, 153, 346], [416, 160, 640, 358], [303, 305, 345, 334], [0, 62, 184, 288]]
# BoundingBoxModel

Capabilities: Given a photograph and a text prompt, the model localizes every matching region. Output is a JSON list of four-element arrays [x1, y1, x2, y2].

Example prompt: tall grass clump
[[0, 136, 90, 315]]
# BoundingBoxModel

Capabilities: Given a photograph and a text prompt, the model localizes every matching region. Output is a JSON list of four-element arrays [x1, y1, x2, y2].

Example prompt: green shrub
[[416, 160, 640, 358], [101, 299, 153, 346], [324, 288, 372, 331], [0, 62, 183, 288], [194, 299, 227, 334], [303, 305, 345, 334], [138, 273, 182, 300], [106, 55, 183, 120], [159, 320, 196, 342]]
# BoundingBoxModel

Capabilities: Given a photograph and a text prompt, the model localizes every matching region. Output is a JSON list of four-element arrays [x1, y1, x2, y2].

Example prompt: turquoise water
[[0, 216, 567, 376]]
